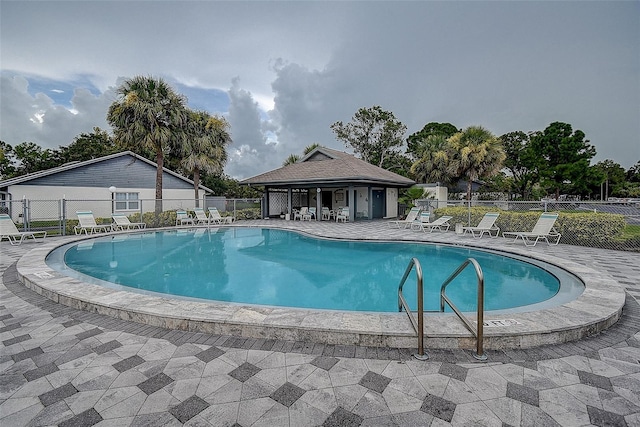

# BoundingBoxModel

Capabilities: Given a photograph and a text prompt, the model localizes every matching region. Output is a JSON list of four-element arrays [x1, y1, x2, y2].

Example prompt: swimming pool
[[46, 227, 583, 313]]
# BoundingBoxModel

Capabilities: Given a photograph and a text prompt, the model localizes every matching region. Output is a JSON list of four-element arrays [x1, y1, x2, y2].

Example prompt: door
[[372, 190, 385, 218], [322, 191, 333, 209]]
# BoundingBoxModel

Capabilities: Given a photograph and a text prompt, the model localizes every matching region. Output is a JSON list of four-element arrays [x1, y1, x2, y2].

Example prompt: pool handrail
[[440, 258, 487, 361], [397, 257, 428, 360]]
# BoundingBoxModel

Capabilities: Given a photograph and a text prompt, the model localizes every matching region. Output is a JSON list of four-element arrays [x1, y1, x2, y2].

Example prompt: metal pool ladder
[[398, 257, 487, 361]]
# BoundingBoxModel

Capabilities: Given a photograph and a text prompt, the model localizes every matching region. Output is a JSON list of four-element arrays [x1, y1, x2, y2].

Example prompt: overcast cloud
[[1, 1, 638, 180]]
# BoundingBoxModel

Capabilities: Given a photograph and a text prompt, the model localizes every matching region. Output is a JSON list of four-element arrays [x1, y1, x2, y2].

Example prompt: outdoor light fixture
[[109, 186, 116, 214]]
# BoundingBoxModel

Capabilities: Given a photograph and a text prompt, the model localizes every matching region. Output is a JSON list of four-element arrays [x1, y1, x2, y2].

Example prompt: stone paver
[[1, 220, 639, 426]]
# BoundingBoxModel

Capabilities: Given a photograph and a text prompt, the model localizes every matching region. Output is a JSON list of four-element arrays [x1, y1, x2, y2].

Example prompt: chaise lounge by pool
[[15, 221, 626, 350]]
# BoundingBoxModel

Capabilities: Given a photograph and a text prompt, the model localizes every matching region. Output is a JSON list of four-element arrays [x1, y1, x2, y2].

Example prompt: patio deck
[[2, 219, 639, 426]]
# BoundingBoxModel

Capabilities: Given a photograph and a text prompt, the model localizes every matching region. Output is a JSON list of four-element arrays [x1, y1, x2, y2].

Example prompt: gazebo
[[240, 147, 415, 221]]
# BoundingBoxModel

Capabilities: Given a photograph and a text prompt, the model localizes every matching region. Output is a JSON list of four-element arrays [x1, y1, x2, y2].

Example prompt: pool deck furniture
[[294, 207, 309, 221], [303, 207, 316, 221], [321, 207, 331, 220], [175, 210, 195, 226], [208, 207, 233, 224], [410, 211, 431, 231], [415, 215, 453, 233], [74, 211, 113, 235], [389, 207, 421, 229], [0, 213, 47, 245], [336, 206, 349, 222], [193, 207, 211, 225], [462, 212, 500, 238], [111, 213, 146, 230], [503, 212, 562, 246], [418, 215, 453, 233]]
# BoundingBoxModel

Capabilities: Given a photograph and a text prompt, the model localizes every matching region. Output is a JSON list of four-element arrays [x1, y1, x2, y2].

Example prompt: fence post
[[61, 197, 66, 236], [22, 198, 28, 231]]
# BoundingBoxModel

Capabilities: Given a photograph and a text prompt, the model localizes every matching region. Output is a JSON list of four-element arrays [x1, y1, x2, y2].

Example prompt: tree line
[[2, 78, 639, 201], [328, 106, 639, 200]]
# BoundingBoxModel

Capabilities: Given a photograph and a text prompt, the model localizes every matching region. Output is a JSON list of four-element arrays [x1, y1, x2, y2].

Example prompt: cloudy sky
[[1, 1, 638, 179]]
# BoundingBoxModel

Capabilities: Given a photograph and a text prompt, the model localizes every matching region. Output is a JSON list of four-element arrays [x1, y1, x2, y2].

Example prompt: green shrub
[[234, 208, 260, 220], [433, 207, 627, 246]]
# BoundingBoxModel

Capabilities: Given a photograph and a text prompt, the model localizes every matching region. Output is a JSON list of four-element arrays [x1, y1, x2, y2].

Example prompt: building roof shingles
[[241, 147, 414, 187]]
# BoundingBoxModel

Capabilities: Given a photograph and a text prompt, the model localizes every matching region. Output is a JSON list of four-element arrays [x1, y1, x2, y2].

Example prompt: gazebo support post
[[348, 185, 355, 221], [315, 188, 322, 221]]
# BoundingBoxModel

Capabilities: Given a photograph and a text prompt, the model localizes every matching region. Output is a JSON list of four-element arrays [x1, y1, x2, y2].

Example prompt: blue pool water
[[48, 228, 581, 313]]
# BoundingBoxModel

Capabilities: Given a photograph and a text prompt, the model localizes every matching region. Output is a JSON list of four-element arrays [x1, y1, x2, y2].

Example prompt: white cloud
[[0, 73, 113, 148], [1, 0, 638, 176]]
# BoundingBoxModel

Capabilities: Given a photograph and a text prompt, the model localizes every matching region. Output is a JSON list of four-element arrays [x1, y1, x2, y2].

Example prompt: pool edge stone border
[[15, 226, 626, 350]]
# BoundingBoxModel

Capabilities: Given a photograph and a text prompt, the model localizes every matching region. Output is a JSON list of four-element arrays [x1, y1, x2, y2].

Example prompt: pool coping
[[15, 224, 626, 350]]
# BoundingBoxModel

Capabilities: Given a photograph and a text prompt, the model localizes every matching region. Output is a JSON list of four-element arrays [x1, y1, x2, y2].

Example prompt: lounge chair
[[416, 215, 453, 233], [208, 207, 233, 224], [193, 207, 211, 225], [112, 213, 146, 230], [503, 213, 561, 246], [0, 213, 47, 245], [175, 210, 194, 226], [389, 207, 421, 228], [336, 207, 349, 222], [410, 211, 431, 231], [462, 212, 500, 238], [75, 211, 113, 235]]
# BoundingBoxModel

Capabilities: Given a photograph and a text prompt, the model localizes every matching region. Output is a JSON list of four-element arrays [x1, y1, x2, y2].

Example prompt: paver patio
[[1, 220, 639, 426]]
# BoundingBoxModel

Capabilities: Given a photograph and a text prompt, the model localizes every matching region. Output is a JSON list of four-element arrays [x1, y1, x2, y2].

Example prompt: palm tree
[[282, 154, 300, 166], [409, 134, 452, 184], [181, 111, 231, 206], [283, 143, 322, 167], [107, 76, 187, 214], [303, 143, 321, 155], [447, 126, 506, 200]]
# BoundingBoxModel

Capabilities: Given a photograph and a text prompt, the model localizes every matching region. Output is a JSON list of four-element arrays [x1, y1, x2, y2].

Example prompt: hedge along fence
[[63, 208, 260, 234], [433, 206, 630, 248]]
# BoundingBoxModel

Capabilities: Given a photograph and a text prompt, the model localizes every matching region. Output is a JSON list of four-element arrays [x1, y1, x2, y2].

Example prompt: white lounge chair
[[503, 213, 561, 246], [336, 207, 349, 222], [389, 207, 421, 229], [410, 211, 431, 231], [112, 213, 146, 230], [416, 215, 453, 233], [208, 207, 233, 224], [0, 213, 47, 245], [462, 212, 500, 238], [175, 210, 194, 226], [75, 211, 113, 235], [193, 208, 211, 225]]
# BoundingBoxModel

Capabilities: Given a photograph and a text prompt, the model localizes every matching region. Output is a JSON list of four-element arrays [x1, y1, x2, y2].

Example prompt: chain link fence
[[0, 197, 262, 236], [415, 199, 640, 252], [3, 196, 639, 252]]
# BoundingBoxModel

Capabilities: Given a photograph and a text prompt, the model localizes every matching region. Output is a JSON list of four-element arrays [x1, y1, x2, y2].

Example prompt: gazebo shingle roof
[[240, 147, 414, 187]]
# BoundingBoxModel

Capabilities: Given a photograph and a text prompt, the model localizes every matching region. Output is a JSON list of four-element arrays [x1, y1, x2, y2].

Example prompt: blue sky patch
[[22, 74, 101, 108], [174, 83, 230, 116]]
